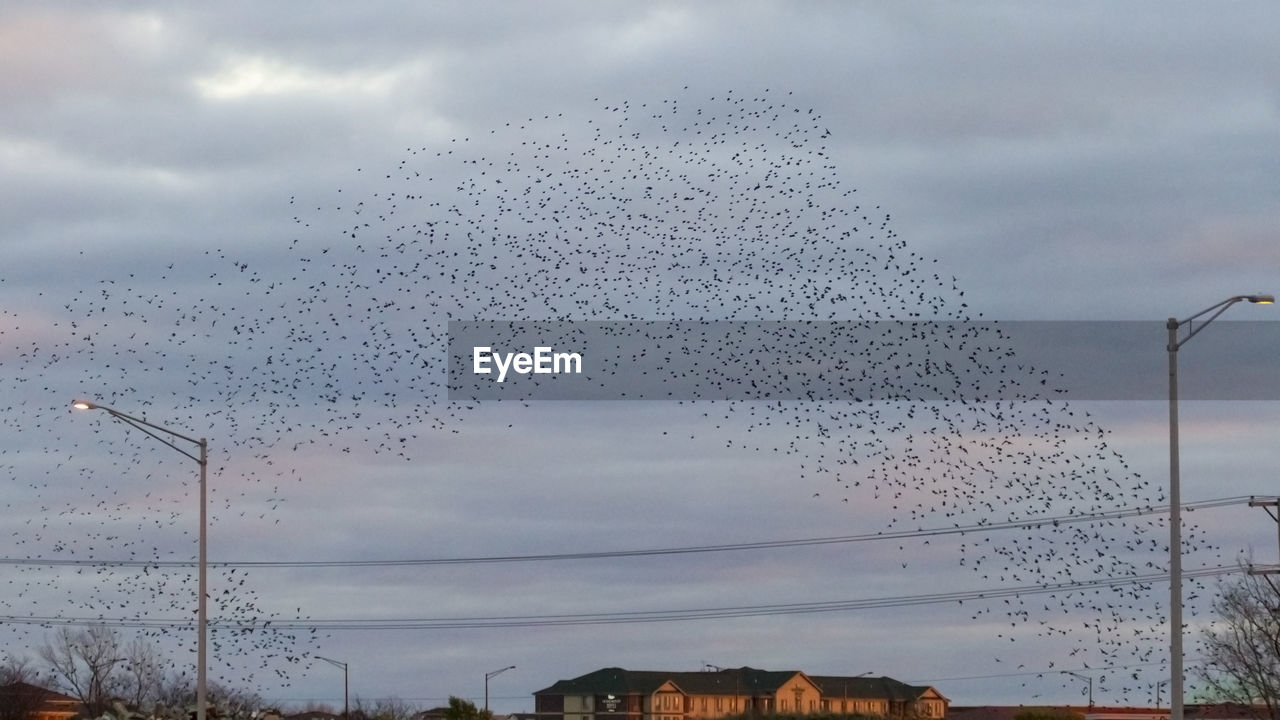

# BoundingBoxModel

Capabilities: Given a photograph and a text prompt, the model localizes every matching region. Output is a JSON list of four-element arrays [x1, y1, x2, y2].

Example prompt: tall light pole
[[1166, 293, 1273, 720], [72, 400, 209, 720], [1060, 671, 1093, 709], [316, 656, 349, 720], [485, 665, 516, 715]]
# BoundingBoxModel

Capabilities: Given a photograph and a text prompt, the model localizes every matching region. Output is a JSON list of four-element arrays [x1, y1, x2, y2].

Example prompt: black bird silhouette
[[1, 89, 1196, 702]]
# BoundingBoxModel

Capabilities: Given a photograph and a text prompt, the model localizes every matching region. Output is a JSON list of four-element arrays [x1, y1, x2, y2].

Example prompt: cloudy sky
[[4, 1, 1280, 714]]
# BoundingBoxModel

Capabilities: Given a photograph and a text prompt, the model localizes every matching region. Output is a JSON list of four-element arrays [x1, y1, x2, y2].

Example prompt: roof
[[808, 675, 942, 702], [0, 682, 81, 705], [669, 668, 815, 696], [535, 667, 813, 697], [535, 667, 672, 696], [1186, 704, 1272, 720], [535, 668, 936, 700], [0, 682, 82, 718]]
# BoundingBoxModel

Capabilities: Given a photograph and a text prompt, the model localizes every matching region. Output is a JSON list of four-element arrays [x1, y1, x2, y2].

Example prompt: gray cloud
[[4, 1, 1280, 712]]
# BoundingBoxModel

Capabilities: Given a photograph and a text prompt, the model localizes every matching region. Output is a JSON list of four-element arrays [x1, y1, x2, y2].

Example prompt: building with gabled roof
[[0, 682, 82, 720], [808, 676, 946, 719], [533, 667, 947, 720]]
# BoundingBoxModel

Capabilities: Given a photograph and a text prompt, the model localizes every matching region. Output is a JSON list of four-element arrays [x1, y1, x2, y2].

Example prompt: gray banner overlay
[[447, 321, 1280, 401]]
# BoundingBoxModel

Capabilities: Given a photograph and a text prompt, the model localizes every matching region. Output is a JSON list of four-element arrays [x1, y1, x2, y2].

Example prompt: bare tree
[[1197, 572, 1280, 719], [40, 626, 124, 717], [0, 655, 44, 720], [351, 697, 418, 720], [115, 636, 165, 710], [1, 656, 36, 685], [209, 681, 264, 719], [153, 671, 193, 716], [153, 676, 264, 720]]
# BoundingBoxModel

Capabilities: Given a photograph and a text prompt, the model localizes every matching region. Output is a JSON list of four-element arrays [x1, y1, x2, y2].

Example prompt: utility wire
[[0, 563, 1241, 630], [0, 495, 1252, 570], [908, 661, 1166, 683]]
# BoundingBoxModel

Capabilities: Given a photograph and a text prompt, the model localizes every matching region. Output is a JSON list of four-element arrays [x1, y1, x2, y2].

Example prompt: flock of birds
[[0, 89, 1217, 700]]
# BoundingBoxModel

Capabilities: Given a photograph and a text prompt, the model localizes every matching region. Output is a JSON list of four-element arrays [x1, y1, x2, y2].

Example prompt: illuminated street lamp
[[485, 665, 516, 715], [316, 656, 349, 720], [72, 400, 209, 720], [1165, 293, 1273, 720]]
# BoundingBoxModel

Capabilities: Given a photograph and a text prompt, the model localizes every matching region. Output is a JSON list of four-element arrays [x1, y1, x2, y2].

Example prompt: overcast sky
[[4, 1, 1280, 714]]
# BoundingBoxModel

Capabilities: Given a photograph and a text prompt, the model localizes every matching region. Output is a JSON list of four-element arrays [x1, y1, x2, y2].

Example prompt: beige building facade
[[535, 667, 948, 720]]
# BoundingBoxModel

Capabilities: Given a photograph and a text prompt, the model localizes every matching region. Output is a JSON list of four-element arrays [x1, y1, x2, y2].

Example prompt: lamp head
[[72, 400, 98, 410], [1247, 294, 1275, 305]]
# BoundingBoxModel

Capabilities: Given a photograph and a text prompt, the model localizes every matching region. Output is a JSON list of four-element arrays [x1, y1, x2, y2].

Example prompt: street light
[[1166, 293, 1273, 720], [1060, 671, 1093, 709], [485, 665, 516, 715], [838, 674, 873, 716], [315, 656, 349, 720], [71, 400, 209, 720]]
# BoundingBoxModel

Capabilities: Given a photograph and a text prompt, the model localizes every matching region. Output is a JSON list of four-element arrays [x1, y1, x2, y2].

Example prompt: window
[[781, 700, 788, 711], [716, 699, 723, 711]]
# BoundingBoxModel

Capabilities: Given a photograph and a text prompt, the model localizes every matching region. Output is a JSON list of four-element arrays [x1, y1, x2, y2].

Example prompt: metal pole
[[198, 439, 208, 720], [316, 656, 349, 720], [1162, 295, 1273, 720], [72, 402, 211, 720], [1168, 318, 1183, 720], [484, 666, 515, 716]]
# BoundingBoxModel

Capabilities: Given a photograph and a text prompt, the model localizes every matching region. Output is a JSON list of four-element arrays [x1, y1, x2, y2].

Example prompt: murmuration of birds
[[1, 89, 1213, 699]]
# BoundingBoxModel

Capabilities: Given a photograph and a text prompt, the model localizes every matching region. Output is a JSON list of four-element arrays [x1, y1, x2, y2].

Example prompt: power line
[[907, 661, 1166, 683], [0, 563, 1242, 631], [0, 495, 1252, 570]]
